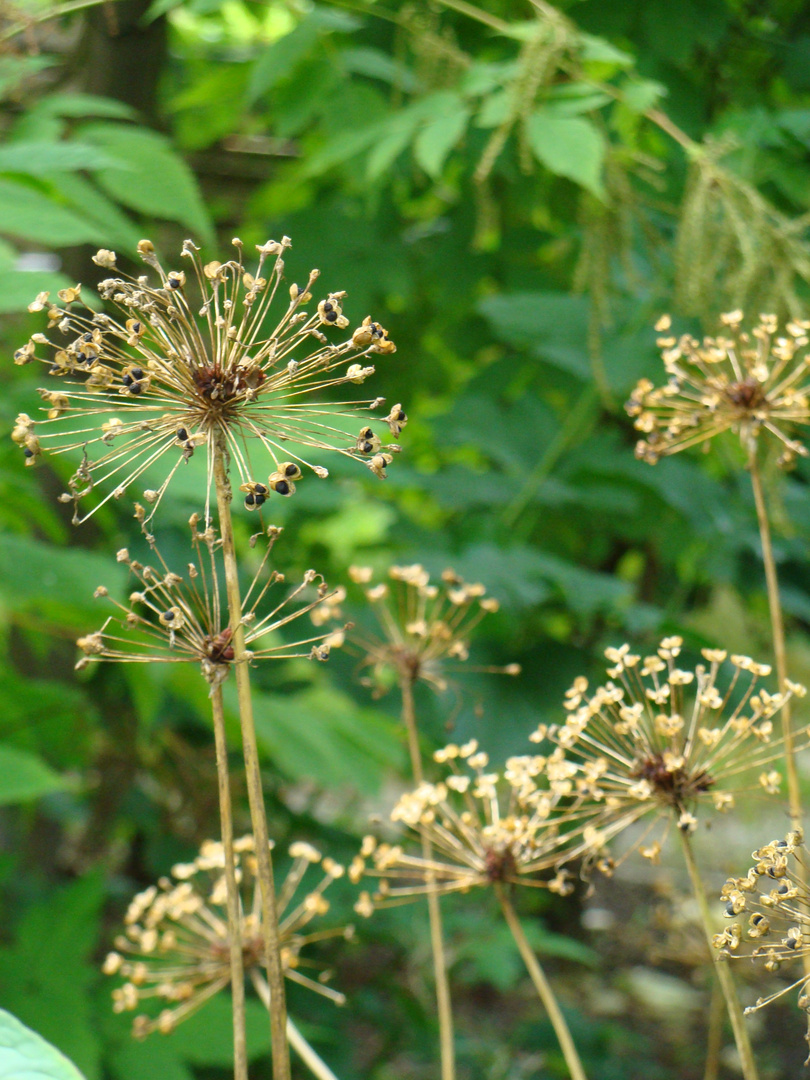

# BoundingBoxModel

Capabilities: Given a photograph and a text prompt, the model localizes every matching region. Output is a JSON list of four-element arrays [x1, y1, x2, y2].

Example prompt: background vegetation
[[5, 0, 810, 1076]]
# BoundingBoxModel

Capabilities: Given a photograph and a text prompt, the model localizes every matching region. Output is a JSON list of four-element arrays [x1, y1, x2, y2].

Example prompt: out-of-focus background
[[4, 1, 810, 1076]]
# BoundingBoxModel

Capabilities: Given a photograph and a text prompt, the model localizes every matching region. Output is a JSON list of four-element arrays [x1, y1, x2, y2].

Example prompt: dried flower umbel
[[76, 515, 342, 691], [350, 740, 575, 915], [104, 836, 351, 1038], [330, 564, 519, 697], [13, 237, 404, 522], [716, 830, 810, 1019], [626, 312, 810, 467], [531, 637, 807, 867]]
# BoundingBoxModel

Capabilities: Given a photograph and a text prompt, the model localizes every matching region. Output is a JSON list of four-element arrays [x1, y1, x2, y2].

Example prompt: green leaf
[[366, 109, 425, 181], [160, 996, 270, 1065], [414, 99, 470, 178], [0, 179, 104, 246], [0, 269, 74, 314], [247, 9, 359, 103], [27, 93, 137, 120], [579, 32, 635, 67], [76, 124, 213, 242], [0, 141, 121, 173], [477, 291, 591, 378], [47, 173, 142, 253], [341, 47, 420, 92], [0, 1009, 86, 1080], [0, 745, 68, 805], [619, 77, 667, 114], [248, 681, 404, 791], [526, 109, 606, 197]]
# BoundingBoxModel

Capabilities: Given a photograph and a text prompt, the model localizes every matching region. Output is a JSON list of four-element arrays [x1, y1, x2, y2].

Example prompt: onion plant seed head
[[626, 312, 810, 466], [104, 835, 352, 1038], [13, 238, 403, 524]]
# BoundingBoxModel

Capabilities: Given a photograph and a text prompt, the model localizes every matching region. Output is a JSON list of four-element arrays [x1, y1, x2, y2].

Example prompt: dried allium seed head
[[333, 564, 519, 698], [530, 638, 807, 867], [15, 238, 404, 523], [76, 520, 342, 689], [105, 836, 350, 1037], [351, 741, 577, 914], [627, 312, 810, 466]]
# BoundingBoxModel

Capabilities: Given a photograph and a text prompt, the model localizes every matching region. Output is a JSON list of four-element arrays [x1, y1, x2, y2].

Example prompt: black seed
[[76, 353, 87, 364], [169, 278, 181, 289], [779, 883, 790, 894], [176, 428, 189, 441], [255, 493, 266, 507], [132, 322, 141, 333], [131, 368, 144, 379], [323, 301, 333, 312], [752, 914, 764, 925], [122, 374, 132, 386], [163, 610, 174, 622], [130, 383, 142, 395], [83, 332, 93, 342], [245, 493, 256, 507], [275, 480, 290, 495], [725, 901, 736, 916], [284, 464, 298, 477], [325, 311, 337, 323], [360, 441, 373, 454], [23, 448, 34, 458], [254, 483, 268, 495], [395, 410, 406, 421]]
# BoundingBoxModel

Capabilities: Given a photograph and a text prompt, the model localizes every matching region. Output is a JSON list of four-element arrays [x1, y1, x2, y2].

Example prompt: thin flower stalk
[[351, 741, 588, 1080], [253, 971, 343, 1080], [215, 436, 290, 1080], [531, 638, 807, 868], [680, 830, 759, 1080], [716, 830, 810, 1060], [103, 835, 351, 1042], [12, 238, 403, 524]]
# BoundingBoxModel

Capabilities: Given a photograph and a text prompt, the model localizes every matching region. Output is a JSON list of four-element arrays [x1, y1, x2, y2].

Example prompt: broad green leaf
[[247, 9, 359, 103], [342, 47, 420, 92], [414, 100, 471, 178], [0, 534, 127, 626], [299, 122, 382, 177], [249, 682, 404, 791], [0, 269, 74, 314], [579, 32, 635, 67], [619, 77, 667, 114], [0, 875, 104, 1079], [0, 745, 68, 805], [0, 179, 104, 246], [0, 1010, 86, 1080], [543, 83, 612, 116], [160, 996, 271, 1065], [0, 56, 55, 100], [25, 92, 136, 120], [48, 173, 142, 253], [476, 89, 511, 128], [366, 108, 425, 181], [76, 123, 213, 242], [0, 141, 121, 173], [526, 109, 606, 197], [477, 291, 591, 378]]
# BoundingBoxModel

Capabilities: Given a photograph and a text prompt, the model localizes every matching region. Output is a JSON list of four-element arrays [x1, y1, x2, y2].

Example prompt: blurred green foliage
[[4, 0, 810, 1076]]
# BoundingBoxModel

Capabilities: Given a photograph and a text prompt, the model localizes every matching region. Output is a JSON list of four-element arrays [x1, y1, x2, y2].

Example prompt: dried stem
[[495, 884, 588, 1080], [253, 971, 342, 1080], [703, 975, 724, 1080], [678, 830, 759, 1080], [210, 685, 248, 1080], [747, 447, 810, 1024], [213, 432, 291, 1080], [400, 677, 456, 1080]]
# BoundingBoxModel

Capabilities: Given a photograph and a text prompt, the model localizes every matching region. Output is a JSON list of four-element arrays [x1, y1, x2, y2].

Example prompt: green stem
[[401, 678, 456, 1080], [495, 884, 588, 1080], [253, 972, 343, 1080], [678, 829, 759, 1080], [213, 433, 291, 1080], [210, 686, 248, 1080]]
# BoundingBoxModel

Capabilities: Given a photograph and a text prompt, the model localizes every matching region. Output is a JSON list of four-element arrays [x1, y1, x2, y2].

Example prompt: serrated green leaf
[[28, 93, 137, 120], [76, 124, 212, 242], [0, 1010, 86, 1080], [0, 179, 104, 246], [414, 100, 470, 178], [620, 77, 667, 114], [0, 141, 121, 173], [579, 32, 635, 67], [248, 19, 321, 103], [0, 745, 68, 805], [526, 109, 606, 197], [47, 173, 142, 253], [366, 109, 425, 181]]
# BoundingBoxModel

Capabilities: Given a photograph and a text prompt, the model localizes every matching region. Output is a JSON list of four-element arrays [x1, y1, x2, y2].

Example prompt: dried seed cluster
[[104, 836, 351, 1037], [76, 515, 342, 689], [14, 238, 404, 522], [626, 312, 810, 466]]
